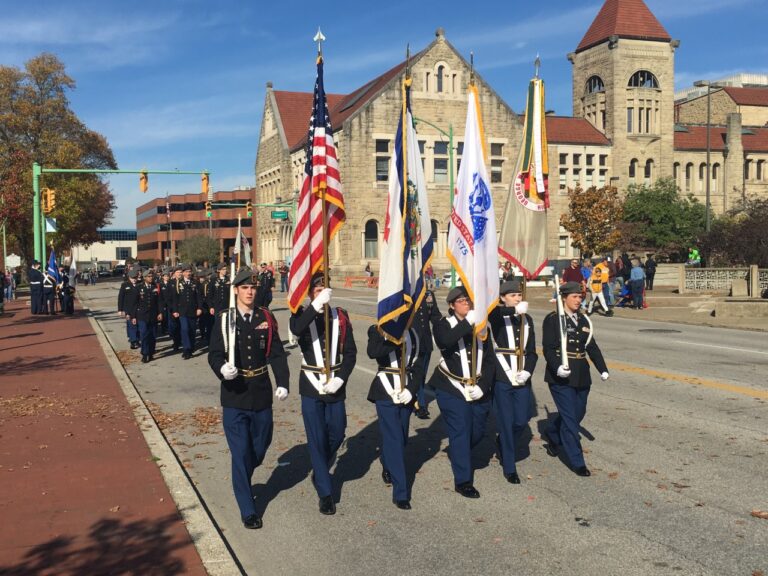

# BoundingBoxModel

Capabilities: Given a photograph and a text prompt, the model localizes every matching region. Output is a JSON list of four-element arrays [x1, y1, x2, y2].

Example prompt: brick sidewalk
[[0, 299, 207, 575]]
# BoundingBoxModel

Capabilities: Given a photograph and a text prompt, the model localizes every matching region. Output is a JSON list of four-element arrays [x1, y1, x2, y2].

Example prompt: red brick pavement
[[0, 299, 208, 575]]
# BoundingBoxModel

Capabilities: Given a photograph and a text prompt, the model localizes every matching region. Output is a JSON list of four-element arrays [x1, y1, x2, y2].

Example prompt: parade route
[[66, 282, 768, 576]]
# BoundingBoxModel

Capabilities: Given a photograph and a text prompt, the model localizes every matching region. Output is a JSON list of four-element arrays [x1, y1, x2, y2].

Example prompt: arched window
[[430, 219, 439, 242], [685, 163, 693, 191], [364, 220, 379, 259], [699, 163, 707, 192], [673, 162, 680, 182], [744, 159, 752, 180], [645, 159, 654, 183], [437, 65, 444, 93], [628, 70, 659, 88], [585, 75, 605, 94], [757, 159, 764, 180], [629, 158, 638, 181], [712, 163, 720, 192]]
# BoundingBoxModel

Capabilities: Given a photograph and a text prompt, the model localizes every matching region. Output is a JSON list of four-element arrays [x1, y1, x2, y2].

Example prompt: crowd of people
[[25, 260, 76, 316]]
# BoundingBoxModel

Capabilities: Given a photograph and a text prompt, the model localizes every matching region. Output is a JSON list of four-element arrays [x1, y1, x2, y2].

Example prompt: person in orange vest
[[587, 256, 613, 317]]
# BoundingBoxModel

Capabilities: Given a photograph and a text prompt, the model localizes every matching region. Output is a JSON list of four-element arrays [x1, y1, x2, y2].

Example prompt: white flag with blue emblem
[[447, 84, 499, 337]]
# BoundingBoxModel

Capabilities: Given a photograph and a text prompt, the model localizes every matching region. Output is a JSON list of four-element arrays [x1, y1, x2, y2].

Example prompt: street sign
[[45, 217, 57, 232], [271, 210, 289, 220]]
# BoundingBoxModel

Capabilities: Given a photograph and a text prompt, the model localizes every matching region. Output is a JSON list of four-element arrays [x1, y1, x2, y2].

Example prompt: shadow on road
[[252, 443, 313, 519]]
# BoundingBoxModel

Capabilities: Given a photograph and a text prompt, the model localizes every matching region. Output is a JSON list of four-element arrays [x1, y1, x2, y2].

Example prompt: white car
[[442, 272, 462, 286]]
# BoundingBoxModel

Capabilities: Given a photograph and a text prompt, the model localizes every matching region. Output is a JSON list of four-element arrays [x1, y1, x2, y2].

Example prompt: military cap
[[217, 262, 228, 271], [181, 263, 192, 272], [310, 271, 327, 288], [446, 285, 469, 304], [559, 281, 583, 296], [232, 267, 259, 287], [32, 259, 40, 265], [128, 268, 140, 278], [194, 267, 207, 277], [500, 280, 522, 295], [161, 267, 170, 276]]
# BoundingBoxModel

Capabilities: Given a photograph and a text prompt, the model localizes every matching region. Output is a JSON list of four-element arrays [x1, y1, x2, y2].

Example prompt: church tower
[[568, 0, 680, 188]]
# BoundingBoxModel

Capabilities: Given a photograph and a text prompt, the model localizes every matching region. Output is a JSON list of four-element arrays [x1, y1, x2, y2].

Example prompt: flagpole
[[468, 58, 478, 390], [237, 214, 242, 270], [398, 48, 412, 395], [518, 276, 526, 370]]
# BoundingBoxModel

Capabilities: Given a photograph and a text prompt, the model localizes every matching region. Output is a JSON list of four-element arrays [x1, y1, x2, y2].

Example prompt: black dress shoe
[[454, 483, 480, 499], [130, 342, 139, 349], [242, 514, 263, 529], [319, 495, 336, 515], [541, 434, 559, 457], [394, 499, 411, 510], [505, 472, 521, 484], [574, 466, 591, 477], [381, 470, 393, 486], [141, 355, 149, 363], [414, 407, 430, 420]]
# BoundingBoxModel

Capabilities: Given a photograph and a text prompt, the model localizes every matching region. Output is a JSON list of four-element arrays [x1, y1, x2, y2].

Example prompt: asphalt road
[[80, 283, 768, 576]]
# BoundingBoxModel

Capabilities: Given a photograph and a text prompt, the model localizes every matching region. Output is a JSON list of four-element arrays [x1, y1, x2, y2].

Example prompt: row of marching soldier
[[207, 264, 610, 530]]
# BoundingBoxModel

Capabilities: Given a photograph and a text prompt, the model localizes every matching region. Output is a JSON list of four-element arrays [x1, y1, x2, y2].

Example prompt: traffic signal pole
[[31, 163, 209, 263]]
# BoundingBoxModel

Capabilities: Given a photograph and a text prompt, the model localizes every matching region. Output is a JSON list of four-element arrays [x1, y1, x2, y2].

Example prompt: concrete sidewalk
[[0, 298, 211, 575]]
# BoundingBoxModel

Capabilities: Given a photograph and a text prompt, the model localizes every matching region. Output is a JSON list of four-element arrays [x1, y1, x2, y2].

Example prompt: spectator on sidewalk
[[629, 258, 646, 309], [587, 256, 613, 316], [645, 254, 657, 291], [604, 256, 617, 306], [580, 258, 593, 311], [278, 261, 289, 293]]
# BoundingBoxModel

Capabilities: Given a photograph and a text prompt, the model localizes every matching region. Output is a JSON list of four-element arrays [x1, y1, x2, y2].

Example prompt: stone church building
[[254, 0, 768, 275]]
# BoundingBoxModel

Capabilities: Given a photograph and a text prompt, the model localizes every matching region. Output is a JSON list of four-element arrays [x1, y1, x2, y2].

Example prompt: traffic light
[[205, 201, 212, 218], [201, 172, 210, 195], [139, 171, 148, 193], [246, 201, 253, 217], [42, 188, 56, 214]]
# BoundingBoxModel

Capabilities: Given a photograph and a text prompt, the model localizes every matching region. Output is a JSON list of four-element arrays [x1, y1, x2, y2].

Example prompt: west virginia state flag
[[499, 76, 549, 279], [376, 79, 434, 343], [447, 84, 499, 337]]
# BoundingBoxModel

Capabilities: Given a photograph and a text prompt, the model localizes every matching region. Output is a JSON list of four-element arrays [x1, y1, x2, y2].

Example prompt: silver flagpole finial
[[534, 54, 541, 78], [314, 27, 326, 55]]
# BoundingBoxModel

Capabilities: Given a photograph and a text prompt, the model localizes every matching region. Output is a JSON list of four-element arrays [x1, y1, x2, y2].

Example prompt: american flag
[[288, 56, 345, 313]]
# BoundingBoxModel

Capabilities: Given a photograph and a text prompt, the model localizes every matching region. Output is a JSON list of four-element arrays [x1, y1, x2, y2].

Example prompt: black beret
[[500, 280, 522, 295], [232, 268, 259, 287], [217, 262, 228, 270], [446, 285, 469, 304], [559, 281, 583, 296], [181, 263, 192, 272], [128, 268, 140, 278], [32, 259, 40, 265], [311, 271, 327, 288]]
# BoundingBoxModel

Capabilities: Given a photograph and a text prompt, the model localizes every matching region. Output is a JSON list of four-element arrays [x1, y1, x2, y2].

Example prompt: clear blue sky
[[2, 0, 766, 228]]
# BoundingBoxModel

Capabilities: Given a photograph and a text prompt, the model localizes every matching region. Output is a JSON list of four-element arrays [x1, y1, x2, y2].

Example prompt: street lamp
[[693, 79, 717, 232], [413, 116, 456, 287]]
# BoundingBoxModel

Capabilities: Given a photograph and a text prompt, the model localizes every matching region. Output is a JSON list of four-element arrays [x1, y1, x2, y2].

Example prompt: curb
[[81, 295, 243, 576]]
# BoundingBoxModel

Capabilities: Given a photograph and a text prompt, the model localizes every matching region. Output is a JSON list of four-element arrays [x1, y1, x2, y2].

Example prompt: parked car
[[97, 267, 111, 278], [112, 265, 126, 277], [442, 272, 462, 287]]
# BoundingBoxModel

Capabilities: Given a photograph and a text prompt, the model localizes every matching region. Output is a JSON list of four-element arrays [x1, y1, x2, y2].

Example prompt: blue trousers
[[435, 389, 491, 486], [198, 313, 212, 344], [138, 319, 156, 357], [301, 396, 346, 498], [493, 381, 533, 475], [179, 316, 197, 352], [631, 279, 644, 308], [30, 287, 42, 313], [223, 406, 273, 520], [126, 318, 138, 343], [416, 353, 432, 408], [42, 288, 56, 314], [547, 384, 591, 469], [168, 314, 181, 348], [375, 399, 413, 501]]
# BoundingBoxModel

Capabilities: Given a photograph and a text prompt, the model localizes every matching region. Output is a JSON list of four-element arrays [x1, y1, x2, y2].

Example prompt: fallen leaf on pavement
[[109, 505, 120, 512], [751, 510, 768, 520]]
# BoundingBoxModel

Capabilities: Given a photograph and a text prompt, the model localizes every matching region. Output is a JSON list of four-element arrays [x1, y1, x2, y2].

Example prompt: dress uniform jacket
[[428, 314, 495, 399], [135, 281, 160, 322], [542, 311, 607, 389], [170, 278, 203, 317], [366, 326, 424, 402], [488, 306, 538, 385], [208, 307, 289, 411], [159, 280, 172, 311], [209, 276, 230, 314], [290, 305, 356, 401], [411, 290, 441, 355], [118, 280, 139, 317]]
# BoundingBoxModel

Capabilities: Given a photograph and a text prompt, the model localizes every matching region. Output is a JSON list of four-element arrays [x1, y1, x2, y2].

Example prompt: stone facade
[[676, 89, 768, 127]]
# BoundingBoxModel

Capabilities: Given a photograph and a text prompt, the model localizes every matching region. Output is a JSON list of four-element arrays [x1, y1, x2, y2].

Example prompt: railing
[[681, 266, 767, 295], [343, 276, 379, 288]]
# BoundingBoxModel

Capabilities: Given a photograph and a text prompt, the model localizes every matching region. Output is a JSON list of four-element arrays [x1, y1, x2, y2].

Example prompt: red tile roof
[[545, 116, 611, 146], [577, 0, 671, 53], [723, 87, 768, 107], [273, 59, 410, 151], [674, 125, 768, 153]]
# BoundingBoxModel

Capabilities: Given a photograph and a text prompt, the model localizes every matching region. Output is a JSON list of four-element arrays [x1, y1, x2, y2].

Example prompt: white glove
[[397, 388, 413, 405], [556, 365, 571, 379], [600, 372, 610, 381], [515, 301, 529, 316], [468, 385, 484, 401], [220, 362, 238, 381], [515, 370, 531, 384], [275, 386, 289, 401], [465, 310, 477, 325], [311, 288, 332, 312], [323, 376, 344, 394]]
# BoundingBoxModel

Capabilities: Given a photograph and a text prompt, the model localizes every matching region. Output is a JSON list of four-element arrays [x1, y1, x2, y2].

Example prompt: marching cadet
[[41, 267, 57, 315], [208, 268, 290, 530], [59, 267, 75, 315], [256, 263, 273, 308], [488, 280, 537, 484], [412, 288, 441, 420], [158, 269, 172, 335], [28, 260, 43, 314], [171, 264, 203, 359], [166, 267, 183, 350], [290, 273, 356, 516], [209, 263, 230, 316], [197, 268, 213, 346], [117, 269, 140, 348], [136, 269, 162, 363], [366, 321, 423, 510], [541, 281, 610, 477], [428, 286, 494, 499]]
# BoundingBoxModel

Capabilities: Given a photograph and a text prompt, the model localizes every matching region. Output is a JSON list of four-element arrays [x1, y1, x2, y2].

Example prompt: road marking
[[673, 340, 768, 356]]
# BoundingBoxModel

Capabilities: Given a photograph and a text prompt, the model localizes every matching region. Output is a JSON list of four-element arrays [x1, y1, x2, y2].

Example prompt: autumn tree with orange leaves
[[0, 53, 116, 266], [560, 186, 624, 256]]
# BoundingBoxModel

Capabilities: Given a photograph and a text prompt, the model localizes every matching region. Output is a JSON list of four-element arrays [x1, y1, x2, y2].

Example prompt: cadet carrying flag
[[376, 77, 434, 343], [47, 248, 60, 284], [288, 53, 346, 313], [499, 72, 549, 279], [447, 84, 499, 337]]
